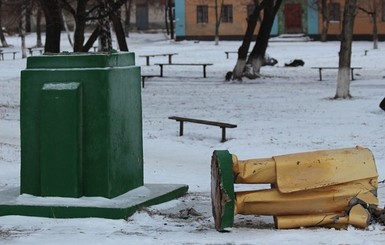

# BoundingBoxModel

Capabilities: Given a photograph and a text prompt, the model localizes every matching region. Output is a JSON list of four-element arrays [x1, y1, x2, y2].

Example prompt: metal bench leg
[[221, 127, 226, 142], [203, 65, 207, 78], [351, 68, 355, 80], [159, 65, 164, 77], [179, 121, 184, 136], [318, 68, 323, 81], [141, 76, 145, 88], [168, 55, 172, 64], [146, 57, 150, 66]]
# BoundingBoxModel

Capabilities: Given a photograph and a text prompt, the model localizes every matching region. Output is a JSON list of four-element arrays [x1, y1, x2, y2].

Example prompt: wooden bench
[[168, 116, 237, 142], [139, 53, 178, 66], [0, 50, 19, 60], [155, 63, 213, 78], [27, 47, 44, 56], [311, 67, 362, 81], [225, 51, 250, 59]]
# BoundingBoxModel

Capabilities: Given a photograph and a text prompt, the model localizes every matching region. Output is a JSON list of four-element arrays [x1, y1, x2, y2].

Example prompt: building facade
[[174, 0, 385, 41]]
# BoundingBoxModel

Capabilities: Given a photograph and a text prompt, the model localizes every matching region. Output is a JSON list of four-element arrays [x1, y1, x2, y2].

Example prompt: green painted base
[[0, 184, 188, 219], [211, 150, 235, 231]]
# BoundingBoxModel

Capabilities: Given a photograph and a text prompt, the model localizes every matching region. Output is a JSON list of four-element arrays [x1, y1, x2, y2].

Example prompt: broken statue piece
[[211, 146, 379, 231]]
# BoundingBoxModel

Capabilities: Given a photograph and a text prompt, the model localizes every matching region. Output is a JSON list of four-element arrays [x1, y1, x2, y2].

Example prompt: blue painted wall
[[307, 0, 318, 34], [175, 1, 186, 37], [271, 16, 279, 36]]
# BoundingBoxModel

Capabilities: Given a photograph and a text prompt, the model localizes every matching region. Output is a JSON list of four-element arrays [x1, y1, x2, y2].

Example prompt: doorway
[[136, 4, 149, 30], [284, 3, 302, 33]]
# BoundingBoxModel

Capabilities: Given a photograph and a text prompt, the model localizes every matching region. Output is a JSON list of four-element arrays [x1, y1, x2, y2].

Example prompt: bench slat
[[168, 116, 236, 128], [155, 63, 213, 78], [155, 63, 213, 66], [168, 116, 236, 142], [139, 53, 178, 57]]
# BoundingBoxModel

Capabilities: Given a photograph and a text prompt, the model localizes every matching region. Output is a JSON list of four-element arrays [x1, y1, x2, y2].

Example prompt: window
[[329, 3, 341, 21], [197, 5, 208, 23], [221, 5, 233, 23]]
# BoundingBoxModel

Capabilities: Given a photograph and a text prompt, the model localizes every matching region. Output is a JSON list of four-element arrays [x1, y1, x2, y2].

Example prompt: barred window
[[197, 5, 208, 23], [222, 5, 233, 23], [329, 3, 341, 21]]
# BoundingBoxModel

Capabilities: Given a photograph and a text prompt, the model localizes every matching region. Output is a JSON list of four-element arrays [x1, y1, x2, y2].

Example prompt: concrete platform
[[0, 184, 188, 219]]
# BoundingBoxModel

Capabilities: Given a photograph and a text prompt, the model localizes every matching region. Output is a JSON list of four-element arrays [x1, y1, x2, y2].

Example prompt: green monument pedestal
[[0, 52, 188, 219]]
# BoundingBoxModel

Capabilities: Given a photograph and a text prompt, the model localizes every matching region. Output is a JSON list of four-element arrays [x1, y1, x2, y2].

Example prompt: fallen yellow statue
[[211, 146, 379, 231]]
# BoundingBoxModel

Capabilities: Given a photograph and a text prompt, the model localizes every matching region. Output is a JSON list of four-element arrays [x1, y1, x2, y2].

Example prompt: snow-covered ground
[[1, 32, 385, 244]]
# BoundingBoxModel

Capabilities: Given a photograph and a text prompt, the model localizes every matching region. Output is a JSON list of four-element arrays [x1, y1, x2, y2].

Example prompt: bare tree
[[20, 0, 27, 58], [167, 0, 174, 39], [320, 0, 329, 42], [62, 11, 74, 48], [124, 0, 132, 37], [245, 0, 282, 78], [98, 0, 113, 52], [0, 0, 9, 47], [38, 0, 62, 53], [232, 0, 264, 80], [335, 0, 357, 99], [357, 0, 379, 49], [214, 0, 224, 45], [35, 4, 43, 47], [110, 6, 128, 51], [38, 0, 130, 53]]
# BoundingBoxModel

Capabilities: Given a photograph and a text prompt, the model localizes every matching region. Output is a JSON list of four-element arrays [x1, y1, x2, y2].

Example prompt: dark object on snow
[[225, 71, 233, 81], [380, 97, 385, 111], [369, 206, 385, 226], [285, 59, 305, 67]]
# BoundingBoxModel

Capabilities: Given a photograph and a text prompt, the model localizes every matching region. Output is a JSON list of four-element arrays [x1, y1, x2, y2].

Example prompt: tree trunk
[[124, 0, 132, 37], [372, 11, 378, 49], [321, 0, 329, 42], [232, 1, 263, 80], [39, 0, 62, 53], [36, 6, 43, 47], [83, 26, 100, 52], [26, 3, 31, 32], [214, 0, 224, 45], [214, 0, 219, 45], [335, 0, 357, 99], [20, 0, 27, 58], [62, 11, 74, 48], [371, 0, 378, 49], [165, 3, 169, 35], [168, 0, 174, 39], [110, 9, 128, 51], [246, 0, 282, 78], [98, 1, 113, 52], [0, 0, 9, 47]]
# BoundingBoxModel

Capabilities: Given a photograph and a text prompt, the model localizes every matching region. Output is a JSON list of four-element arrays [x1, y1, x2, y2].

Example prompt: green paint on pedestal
[[211, 150, 235, 231], [0, 184, 188, 219], [20, 52, 143, 198], [39, 83, 83, 197], [0, 52, 188, 220]]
